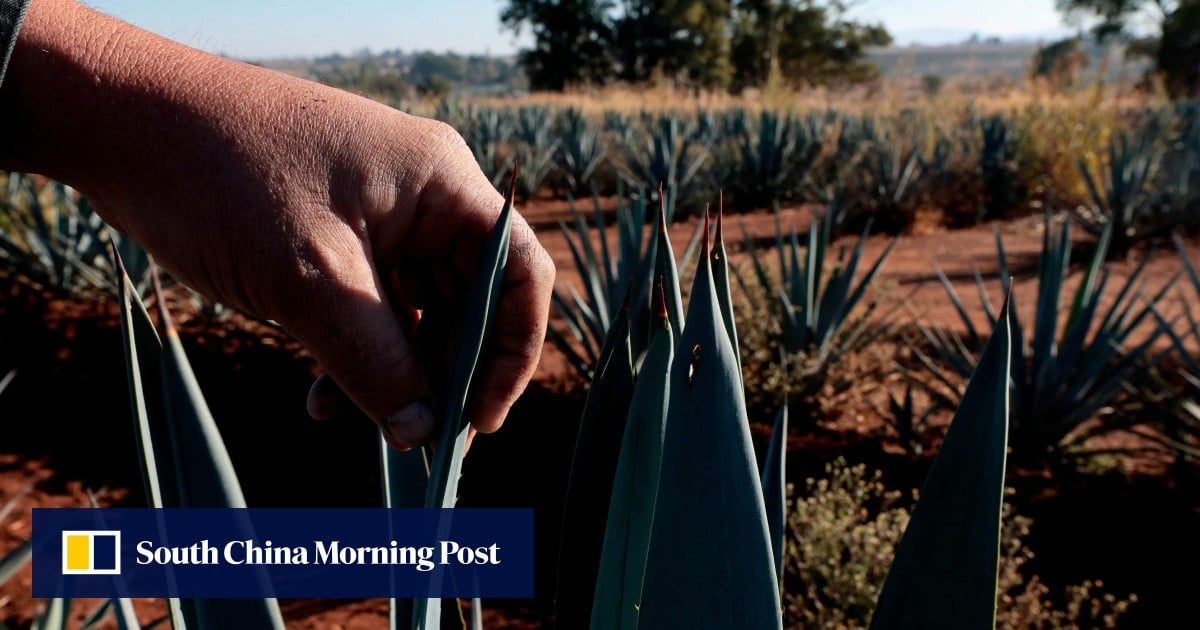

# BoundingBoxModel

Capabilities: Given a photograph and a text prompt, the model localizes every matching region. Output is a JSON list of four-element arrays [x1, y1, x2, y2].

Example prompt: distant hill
[[258, 39, 1149, 98], [262, 49, 524, 100], [869, 40, 1149, 83]]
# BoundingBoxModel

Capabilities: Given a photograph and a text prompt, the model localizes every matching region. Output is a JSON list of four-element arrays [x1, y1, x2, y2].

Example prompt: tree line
[[499, 0, 892, 91], [502, 0, 1198, 97], [1057, 0, 1198, 97]]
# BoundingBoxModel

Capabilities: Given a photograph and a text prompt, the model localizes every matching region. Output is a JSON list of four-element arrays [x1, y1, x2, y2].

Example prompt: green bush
[[783, 459, 1137, 629]]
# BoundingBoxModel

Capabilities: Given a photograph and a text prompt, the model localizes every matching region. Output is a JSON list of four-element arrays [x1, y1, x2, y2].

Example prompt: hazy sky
[[87, 0, 1074, 60]]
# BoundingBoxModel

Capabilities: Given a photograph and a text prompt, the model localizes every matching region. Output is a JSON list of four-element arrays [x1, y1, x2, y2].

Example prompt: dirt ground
[[2, 199, 1198, 628]]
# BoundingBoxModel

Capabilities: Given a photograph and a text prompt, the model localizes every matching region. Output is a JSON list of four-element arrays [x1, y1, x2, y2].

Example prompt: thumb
[[281, 242, 434, 448]]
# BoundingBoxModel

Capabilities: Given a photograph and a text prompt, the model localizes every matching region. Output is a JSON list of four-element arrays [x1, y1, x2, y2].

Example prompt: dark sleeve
[[0, 0, 32, 86]]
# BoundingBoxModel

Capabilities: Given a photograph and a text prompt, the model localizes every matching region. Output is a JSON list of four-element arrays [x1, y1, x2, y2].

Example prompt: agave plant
[[1168, 234, 1200, 393], [1076, 130, 1171, 253], [881, 379, 936, 457], [603, 112, 637, 156], [854, 119, 926, 234], [511, 106, 560, 199], [1158, 106, 1200, 231], [914, 214, 1175, 461], [558, 107, 609, 194], [620, 113, 712, 221], [463, 106, 515, 189], [560, 210, 781, 629], [1144, 234, 1200, 458], [733, 200, 895, 414], [721, 110, 824, 211], [870, 294, 1012, 629], [978, 114, 1024, 222], [116, 257, 286, 630], [548, 189, 703, 378], [111, 178, 515, 630], [433, 95, 471, 133], [566, 200, 1011, 629], [0, 174, 116, 296], [548, 190, 651, 378]]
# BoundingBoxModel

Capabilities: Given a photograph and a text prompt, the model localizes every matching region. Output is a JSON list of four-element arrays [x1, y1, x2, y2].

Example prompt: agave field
[[1, 93, 1199, 629]]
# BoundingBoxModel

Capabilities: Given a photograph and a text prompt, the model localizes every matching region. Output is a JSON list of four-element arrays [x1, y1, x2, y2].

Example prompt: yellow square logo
[[61, 530, 121, 575]]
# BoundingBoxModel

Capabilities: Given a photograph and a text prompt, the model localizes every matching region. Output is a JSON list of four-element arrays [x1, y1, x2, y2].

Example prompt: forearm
[[0, 0, 403, 312], [2, 0, 328, 220]]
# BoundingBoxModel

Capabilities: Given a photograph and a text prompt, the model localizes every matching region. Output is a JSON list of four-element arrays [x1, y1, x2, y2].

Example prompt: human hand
[[0, 0, 555, 448]]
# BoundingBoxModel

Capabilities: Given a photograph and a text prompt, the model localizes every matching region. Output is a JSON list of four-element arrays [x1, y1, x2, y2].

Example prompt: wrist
[[1, 0, 124, 185], [0, 0, 264, 220]]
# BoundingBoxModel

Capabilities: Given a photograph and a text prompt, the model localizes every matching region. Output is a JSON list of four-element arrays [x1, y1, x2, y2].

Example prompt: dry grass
[[411, 77, 1166, 118]]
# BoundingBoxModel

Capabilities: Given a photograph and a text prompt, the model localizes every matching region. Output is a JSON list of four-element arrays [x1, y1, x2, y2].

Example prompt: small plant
[[557, 107, 609, 194], [840, 117, 926, 234], [511, 106, 560, 198], [547, 190, 651, 378], [734, 201, 895, 421], [464, 106, 515, 189], [1075, 130, 1170, 254], [620, 113, 712, 220], [882, 380, 936, 457], [720, 109, 824, 211], [978, 114, 1026, 223], [783, 459, 1136, 629]]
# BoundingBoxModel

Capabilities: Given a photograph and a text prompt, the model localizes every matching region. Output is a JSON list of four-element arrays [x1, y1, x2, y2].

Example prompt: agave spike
[[761, 404, 788, 586], [591, 280, 674, 630], [0, 537, 32, 585], [639, 203, 781, 629], [870, 292, 1012, 629], [654, 188, 685, 342], [115, 252, 283, 629], [557, 298, 636, 629], [382, 442, 429, 629], [711, 196, 741, 377], [416, 172, 515, 630]]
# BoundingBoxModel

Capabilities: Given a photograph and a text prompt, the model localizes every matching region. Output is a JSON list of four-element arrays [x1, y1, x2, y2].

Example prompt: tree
[[1056, 0, 1200, 96], [730, 0, 891, 90], [1030, 37, 1090, 89], [499, 0, 889, 91], [612, 0, 734, 88], [500, 0, 615, 90], [1157, 0, 1200, 96]]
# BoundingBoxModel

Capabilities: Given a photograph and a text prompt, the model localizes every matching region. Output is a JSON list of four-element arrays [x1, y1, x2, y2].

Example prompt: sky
[[88, 0, 1075, 60]]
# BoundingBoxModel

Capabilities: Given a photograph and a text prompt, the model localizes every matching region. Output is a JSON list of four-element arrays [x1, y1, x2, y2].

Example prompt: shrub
[[783, 459, 1137, 629]]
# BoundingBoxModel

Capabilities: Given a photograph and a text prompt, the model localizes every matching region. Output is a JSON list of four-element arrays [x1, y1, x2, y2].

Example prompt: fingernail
[[383, 402, 435, 447]]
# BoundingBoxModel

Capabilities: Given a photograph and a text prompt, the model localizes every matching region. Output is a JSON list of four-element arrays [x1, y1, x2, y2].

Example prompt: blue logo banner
[[33, 508, 534, 598]]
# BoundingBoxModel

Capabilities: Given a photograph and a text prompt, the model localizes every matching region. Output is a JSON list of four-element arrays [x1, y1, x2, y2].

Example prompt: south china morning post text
[[32, 508, 534, 599], [133, 537, 501, 571]]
